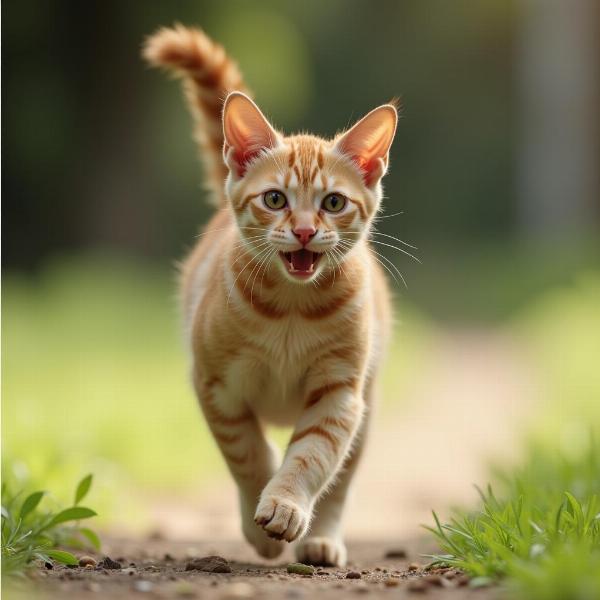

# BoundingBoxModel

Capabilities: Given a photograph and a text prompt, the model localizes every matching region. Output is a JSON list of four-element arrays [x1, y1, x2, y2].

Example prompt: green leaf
[[46, 549, 79, 565], [74, 474, 93, 505], [43, 507, 96, 530], [79, 527, 101, 550], [19, 491, 45, 520]]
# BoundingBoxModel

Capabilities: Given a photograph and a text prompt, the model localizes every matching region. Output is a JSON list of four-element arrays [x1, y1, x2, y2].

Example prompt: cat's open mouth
[[279, 249, 322, 278]]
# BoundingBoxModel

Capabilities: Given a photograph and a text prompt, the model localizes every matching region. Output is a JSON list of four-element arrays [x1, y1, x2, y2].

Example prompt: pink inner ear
[[354, 156, 381, 187], [223, 92, 279, 178], [227, 143, 262, 177]]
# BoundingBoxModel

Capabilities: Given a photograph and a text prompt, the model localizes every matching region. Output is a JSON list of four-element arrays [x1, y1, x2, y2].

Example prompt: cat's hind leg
[[194, 374, 284, 559]]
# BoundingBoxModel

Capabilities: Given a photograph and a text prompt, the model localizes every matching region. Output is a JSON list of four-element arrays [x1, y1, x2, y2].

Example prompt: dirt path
[[5, 330, 533, 599], [6, 537, 501, 599]]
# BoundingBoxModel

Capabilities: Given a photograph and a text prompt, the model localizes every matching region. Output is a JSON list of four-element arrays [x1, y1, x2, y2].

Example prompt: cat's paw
[[254, 495, 310, 542], [295, 536, 347, 567]]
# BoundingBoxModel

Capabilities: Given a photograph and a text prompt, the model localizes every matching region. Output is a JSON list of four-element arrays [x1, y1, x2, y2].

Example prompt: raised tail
[[142, 24, 248, 206]]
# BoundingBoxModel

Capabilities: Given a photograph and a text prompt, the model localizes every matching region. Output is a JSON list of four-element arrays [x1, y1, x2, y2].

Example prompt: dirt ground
[[5, 330, 533, 600], [6, 536, 502, 599]]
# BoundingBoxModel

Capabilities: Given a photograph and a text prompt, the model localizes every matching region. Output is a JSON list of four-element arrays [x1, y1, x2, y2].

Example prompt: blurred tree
[[517, 0, 600, 236]]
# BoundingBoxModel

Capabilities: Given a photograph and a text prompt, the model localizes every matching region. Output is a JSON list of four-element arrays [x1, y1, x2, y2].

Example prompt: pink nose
[[292, 226, 317, 245]]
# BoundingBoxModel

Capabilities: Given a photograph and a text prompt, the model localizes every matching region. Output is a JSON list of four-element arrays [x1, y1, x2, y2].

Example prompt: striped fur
[[143, 24, 247, 206], [144, 25, 398, 567]]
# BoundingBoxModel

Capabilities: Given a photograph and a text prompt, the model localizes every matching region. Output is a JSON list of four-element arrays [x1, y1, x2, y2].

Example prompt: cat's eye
[[322, 193, 347, 213], [263, 190, 287, 210]]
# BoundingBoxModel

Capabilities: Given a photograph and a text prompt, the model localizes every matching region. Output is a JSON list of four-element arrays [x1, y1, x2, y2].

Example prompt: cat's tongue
[[290, 249, 314, 272]]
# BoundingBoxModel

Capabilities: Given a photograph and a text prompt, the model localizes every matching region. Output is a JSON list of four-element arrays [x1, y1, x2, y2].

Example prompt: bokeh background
[[2, 0, 599, 538]]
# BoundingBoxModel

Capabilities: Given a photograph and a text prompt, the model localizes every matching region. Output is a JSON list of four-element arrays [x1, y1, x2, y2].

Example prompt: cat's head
[[222, 92, 397, 284]]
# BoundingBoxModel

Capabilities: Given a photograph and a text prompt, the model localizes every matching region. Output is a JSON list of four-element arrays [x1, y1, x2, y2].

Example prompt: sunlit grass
[[427, 273, 600, 599], [2, 474, 99, 576]]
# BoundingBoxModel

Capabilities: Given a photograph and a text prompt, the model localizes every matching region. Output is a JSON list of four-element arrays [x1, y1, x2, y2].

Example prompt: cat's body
[[144, 25, 397, 566]]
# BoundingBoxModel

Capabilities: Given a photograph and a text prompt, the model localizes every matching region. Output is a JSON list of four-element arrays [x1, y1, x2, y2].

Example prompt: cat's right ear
[[223, 92, 281, 178]]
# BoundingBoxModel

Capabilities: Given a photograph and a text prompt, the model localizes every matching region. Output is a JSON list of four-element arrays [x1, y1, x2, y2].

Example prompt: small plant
[[425, 435, 600, 599], [1, 473, 100, 575]]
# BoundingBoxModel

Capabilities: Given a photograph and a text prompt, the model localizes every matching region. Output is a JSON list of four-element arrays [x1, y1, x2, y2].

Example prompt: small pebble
[[85, 564, 95, 570], [287, 563, 315, 576], [384, 548, 407, 559], [44, 562, 53, 570], [361, 569, 369, 575], [384, 579, 399, 588], [122, 567, 136, 576], [346, 571, 361, 579], [133, 580, 154, 593], [98, 556, 122, 570], [78, 555, 97, 568], [186, 556, 232, 573], [407, 562, 421, 572]]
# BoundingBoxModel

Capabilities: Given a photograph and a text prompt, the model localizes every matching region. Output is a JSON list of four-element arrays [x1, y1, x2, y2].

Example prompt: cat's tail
[[142, 24, 248, 206]]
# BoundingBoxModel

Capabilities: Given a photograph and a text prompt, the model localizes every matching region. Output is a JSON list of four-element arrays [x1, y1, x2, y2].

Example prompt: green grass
[[428, 437, 600, 598], [427, 273, 600, 600], [1, 474, 99, 576]]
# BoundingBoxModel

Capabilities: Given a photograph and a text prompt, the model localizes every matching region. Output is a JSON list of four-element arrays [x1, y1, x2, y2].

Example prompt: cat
[[143, 24, 397, 567]]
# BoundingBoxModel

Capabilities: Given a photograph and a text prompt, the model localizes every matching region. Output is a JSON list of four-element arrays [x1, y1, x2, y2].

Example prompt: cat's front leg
[[194, 373, 284, 559], [254, 378, 364, 542]]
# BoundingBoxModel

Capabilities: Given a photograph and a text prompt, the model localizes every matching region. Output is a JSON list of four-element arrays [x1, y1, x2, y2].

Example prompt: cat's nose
[[292, 226, 317, 246]]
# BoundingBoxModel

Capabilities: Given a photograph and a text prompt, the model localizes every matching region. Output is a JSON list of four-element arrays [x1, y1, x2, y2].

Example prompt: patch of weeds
[[1, 474, 100, 576], [426, 434, 600, 599]]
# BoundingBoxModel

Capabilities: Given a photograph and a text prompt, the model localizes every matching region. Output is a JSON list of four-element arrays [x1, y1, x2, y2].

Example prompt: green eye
[[263, 190, 287, 210], [322, 193, 346, 213]]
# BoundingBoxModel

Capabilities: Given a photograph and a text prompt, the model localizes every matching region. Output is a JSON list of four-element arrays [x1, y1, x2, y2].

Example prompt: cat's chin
[[278, 249, 323, 281]]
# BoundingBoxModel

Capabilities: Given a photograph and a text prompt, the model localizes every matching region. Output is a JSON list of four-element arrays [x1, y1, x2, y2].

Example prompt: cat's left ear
[[334, 104, 398, 187]]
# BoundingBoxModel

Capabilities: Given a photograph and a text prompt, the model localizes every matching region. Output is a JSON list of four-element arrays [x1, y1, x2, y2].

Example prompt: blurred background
[[2, 0, 599, 540]]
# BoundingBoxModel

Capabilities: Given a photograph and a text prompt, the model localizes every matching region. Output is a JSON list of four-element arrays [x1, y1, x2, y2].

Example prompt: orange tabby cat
[[143, 25, 397, 566]]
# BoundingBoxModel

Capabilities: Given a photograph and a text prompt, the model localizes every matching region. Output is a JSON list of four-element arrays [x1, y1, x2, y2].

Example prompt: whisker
[[249, 248, 276, 304], [259, 249, 277, 295], [242, 244, 275, 297], [366, 247, 407, 289], [229, 241, 271, 269], [226, 244, 273, 306], [373, 210, 404, 220], [345, 229, 419, 251]]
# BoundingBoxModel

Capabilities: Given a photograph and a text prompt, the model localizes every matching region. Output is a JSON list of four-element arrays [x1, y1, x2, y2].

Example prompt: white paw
[[296, 536, 347, 567], [254, 495, 310, 542]]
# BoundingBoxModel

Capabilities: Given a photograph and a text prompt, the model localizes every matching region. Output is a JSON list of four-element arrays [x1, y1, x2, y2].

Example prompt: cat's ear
[[222, 92, 281, 177], [334, 104, 398, 187]]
